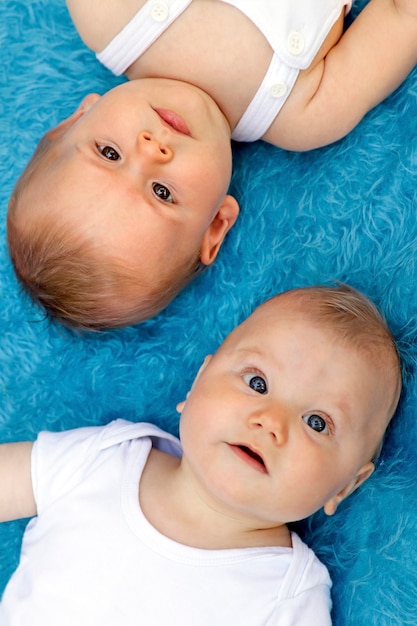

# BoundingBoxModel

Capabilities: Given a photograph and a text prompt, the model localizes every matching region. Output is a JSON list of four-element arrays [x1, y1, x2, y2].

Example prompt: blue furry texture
[[1, 1, 417, 623]]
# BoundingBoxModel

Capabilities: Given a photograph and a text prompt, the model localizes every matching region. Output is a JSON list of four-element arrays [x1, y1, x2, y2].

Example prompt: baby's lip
[[229, 443, 268, 474], [154, 108, 192, 136]]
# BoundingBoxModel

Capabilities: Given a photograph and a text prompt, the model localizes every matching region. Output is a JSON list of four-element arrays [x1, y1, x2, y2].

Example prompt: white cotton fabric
[[0, 420, 332, 625], [97, 0, 351, 141]]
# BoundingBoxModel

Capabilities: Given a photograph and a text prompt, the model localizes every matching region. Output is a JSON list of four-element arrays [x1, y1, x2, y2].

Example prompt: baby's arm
[[66, 0, 145, 52], [269, 0, 417, 150], [0, 442, 36, 522]]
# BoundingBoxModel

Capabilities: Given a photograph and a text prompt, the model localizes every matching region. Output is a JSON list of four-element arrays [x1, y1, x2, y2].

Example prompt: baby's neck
[[139, 448, 292, 550]]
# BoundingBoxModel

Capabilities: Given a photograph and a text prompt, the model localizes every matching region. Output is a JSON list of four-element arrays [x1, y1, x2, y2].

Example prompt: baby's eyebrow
[[233, 346, 265, 359]]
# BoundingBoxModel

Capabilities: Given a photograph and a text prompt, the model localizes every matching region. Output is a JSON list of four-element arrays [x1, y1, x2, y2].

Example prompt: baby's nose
[[136, 131, 173, 161], [250, 408, 289, 446]]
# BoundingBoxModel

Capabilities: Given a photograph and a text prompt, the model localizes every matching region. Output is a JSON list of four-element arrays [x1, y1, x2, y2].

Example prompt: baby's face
[[28, 79, 236, 287], [179, 298, 394, 527]]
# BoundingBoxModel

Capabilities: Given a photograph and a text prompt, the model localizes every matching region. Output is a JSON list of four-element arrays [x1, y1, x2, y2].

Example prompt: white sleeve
[[31, 419, 175, 515], [31, 423, 111, 514]]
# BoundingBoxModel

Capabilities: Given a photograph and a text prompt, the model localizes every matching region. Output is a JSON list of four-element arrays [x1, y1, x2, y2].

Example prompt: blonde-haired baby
[[0, 284, 402, 624]]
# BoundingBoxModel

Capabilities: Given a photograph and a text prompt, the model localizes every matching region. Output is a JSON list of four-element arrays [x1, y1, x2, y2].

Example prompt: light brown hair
[[7, 137, 201, 331]]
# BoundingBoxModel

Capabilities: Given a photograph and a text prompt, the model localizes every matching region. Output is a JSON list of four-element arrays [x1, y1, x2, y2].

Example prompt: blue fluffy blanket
[[1, 1, 417, 623]]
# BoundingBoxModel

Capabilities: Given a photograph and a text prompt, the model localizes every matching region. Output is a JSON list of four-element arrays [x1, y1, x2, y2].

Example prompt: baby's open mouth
[[231, 444, 268, 474], [238, 446, 265, 467]]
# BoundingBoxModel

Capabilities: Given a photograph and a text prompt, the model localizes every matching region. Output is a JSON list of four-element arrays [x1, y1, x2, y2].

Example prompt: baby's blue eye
[[243, 374, 267, 394], [303, 413, 328, 433], [153, 182, 173, 203], [98, 145, 120, 161]]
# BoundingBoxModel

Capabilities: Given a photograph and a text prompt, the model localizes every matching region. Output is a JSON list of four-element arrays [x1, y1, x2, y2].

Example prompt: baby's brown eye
[[98, 145, 120, 161], [152, 183, 173, 203]]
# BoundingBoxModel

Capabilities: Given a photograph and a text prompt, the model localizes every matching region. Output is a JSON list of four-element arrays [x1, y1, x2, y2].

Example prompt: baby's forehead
[[233, 297, 319, 335], [226, 297, 395, 368]]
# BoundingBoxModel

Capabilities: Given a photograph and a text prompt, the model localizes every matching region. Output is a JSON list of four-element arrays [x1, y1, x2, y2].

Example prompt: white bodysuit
[[0, 420, 332, 625], [97, 0, 352, 140]]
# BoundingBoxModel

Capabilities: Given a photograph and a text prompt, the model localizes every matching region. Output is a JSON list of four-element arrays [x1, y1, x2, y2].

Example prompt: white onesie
[[0, 420, 332, 625], [97, 0, 352, 141]]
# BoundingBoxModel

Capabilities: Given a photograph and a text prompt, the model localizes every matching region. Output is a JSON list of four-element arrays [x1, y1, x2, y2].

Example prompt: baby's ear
[[176, 356, 212, 413], [200, 195, 239, 266], [46, 93, 101, 141], [323, 461, 375, 516]]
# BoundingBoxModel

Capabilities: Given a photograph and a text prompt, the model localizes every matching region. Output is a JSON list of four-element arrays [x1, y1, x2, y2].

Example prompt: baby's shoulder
[[66, 0, 148, 52]]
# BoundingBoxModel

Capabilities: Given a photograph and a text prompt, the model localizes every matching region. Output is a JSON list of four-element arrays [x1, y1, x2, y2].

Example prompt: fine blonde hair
[[286, 284, 400, 368]]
